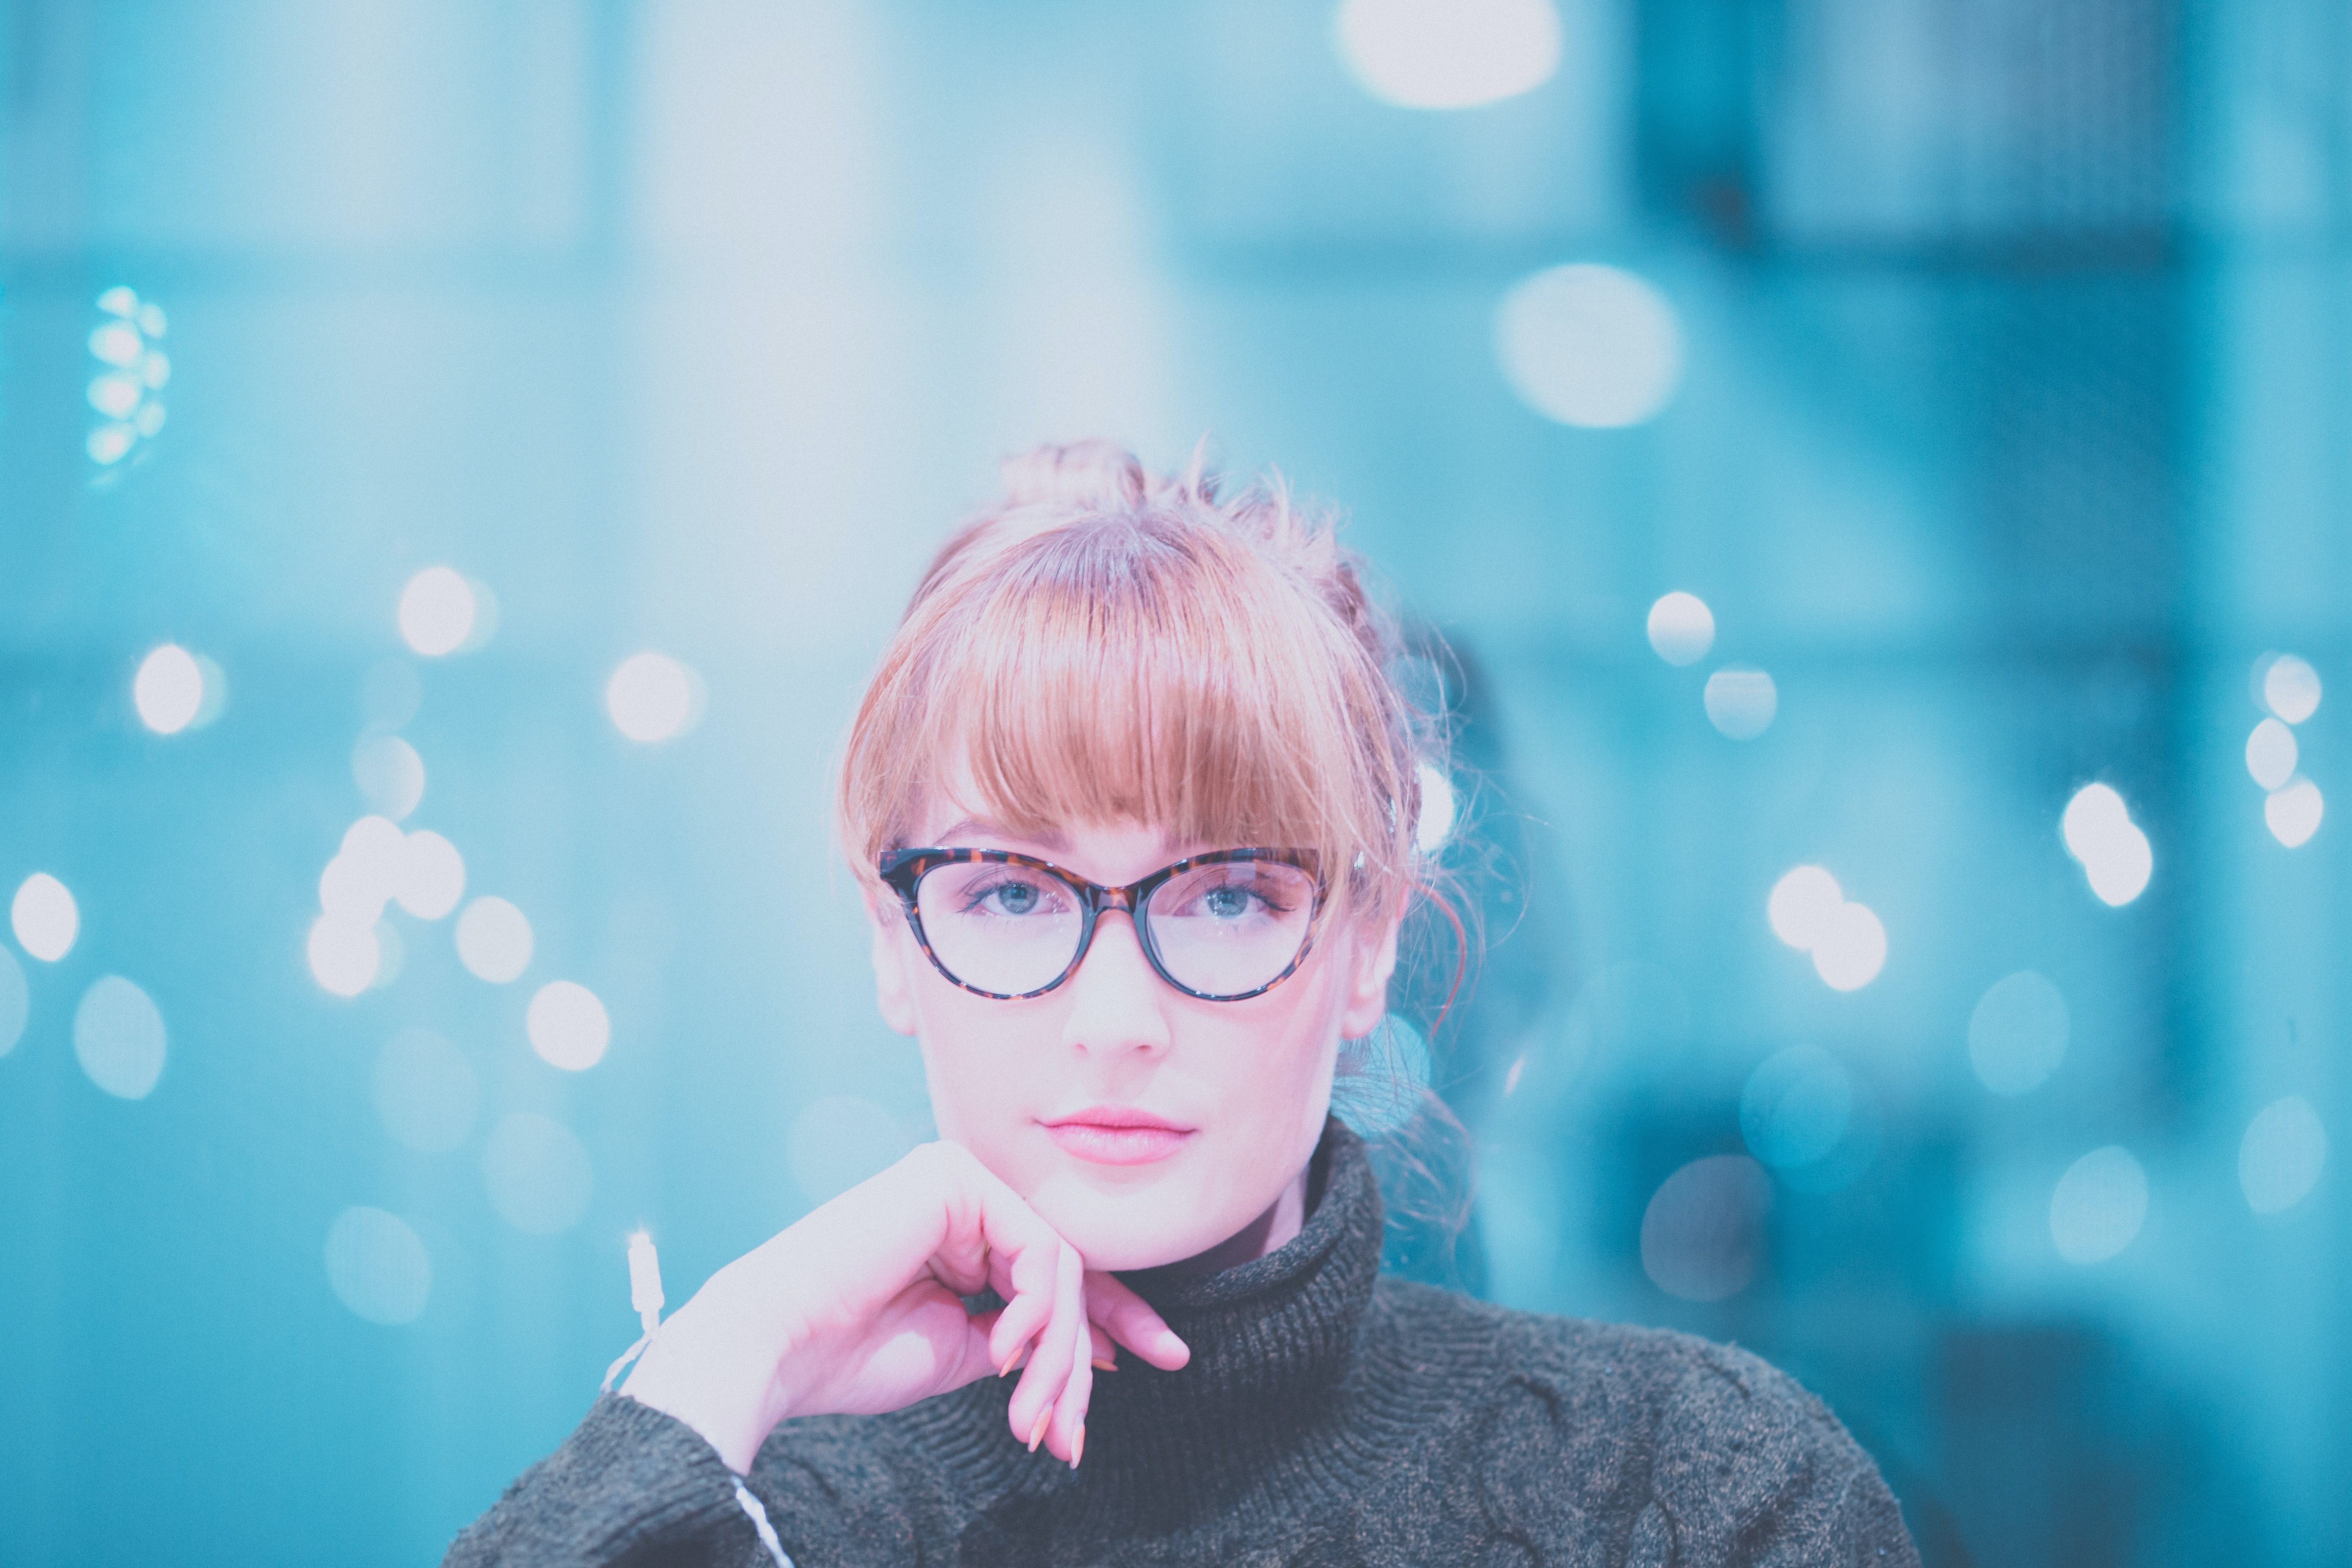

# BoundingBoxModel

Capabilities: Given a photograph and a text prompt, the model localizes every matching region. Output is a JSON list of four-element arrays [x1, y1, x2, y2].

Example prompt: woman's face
[[867, 811, 1396, 1271]]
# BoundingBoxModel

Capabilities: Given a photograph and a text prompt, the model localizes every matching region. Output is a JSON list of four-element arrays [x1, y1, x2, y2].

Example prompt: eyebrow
[[931, 817, 1071, 853]]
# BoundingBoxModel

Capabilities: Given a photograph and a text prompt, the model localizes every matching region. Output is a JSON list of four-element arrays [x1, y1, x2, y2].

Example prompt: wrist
[[622, 1265, 801, 1474]]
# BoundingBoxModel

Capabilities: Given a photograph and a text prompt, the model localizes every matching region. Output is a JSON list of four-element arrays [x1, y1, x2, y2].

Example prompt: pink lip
[[1041, 1106, 1196, 1167]]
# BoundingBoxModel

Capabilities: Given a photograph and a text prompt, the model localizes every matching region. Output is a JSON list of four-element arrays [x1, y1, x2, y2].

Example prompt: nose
[[1057, 910, 1172, 1059]]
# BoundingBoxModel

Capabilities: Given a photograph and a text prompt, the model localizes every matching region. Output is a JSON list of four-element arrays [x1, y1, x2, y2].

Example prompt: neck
[[1165, 1164, 1308, 1276]]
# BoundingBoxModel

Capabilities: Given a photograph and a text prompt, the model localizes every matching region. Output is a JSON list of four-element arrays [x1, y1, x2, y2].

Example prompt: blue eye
[[990, 882, 1039, 915], [1201, 885, 1255, 919]]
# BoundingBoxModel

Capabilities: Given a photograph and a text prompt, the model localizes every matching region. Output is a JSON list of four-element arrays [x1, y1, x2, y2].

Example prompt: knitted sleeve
[[440, 1394, 768, 1567], [1643, 1338, 1923, 1568]]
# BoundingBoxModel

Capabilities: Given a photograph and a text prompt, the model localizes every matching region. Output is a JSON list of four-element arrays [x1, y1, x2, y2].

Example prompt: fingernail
[[1091, 1357, 1117, 1372], [1027, 1409, 1050, 1453], [999, 1350, 1020, 1378], [1070, 1421, 1085, 1470]]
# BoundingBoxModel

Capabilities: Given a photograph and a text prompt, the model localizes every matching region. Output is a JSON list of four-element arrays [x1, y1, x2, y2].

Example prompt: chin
[[1029, 1176, 1234, 1273]]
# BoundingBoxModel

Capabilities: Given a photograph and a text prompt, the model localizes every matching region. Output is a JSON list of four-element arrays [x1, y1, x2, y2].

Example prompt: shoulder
[[1369, 1280, 1919, 1566]]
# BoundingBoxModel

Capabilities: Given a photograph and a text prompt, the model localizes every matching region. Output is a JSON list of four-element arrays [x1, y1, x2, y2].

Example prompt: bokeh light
[[324, 1207, 432, 1326], [1767, 865, 1843, 949], [1332, 0, 1562, 110], [352, 735, 426, 821], [394, 830, 466, 919], [2238, 1096, 2327, 1216], [1811, 900, 1887, 991], [85, 286, 169, 468], [606, 652, 702, 744], [307, 916, 380, 998], [786, 1096, 918, 1206], [1640, 1154, 1771, 1302], [0, 947, 26, 1057], [1413, 762, 1457, 853], [12, 872, 80, 962], [398, 567, 477, 657], [2264, 778, 2323, 848], [2061, 784, 2153, 906], [1703, 667, 1776, 740], [2245, 718, 2297, 791], [1495, 263, 1684, 429], [320, 816, 407, 924], [372, 1028, 480, 1153], [368, 919, 406, 992], [132, 644, 205, 735], [2261, 654, 2322, 724], [1967, 970, 2069, 1096], [1740, 1044, 1853, 1170], [455, 897, 534, 983], [526, 980, 609, 1071], [1646, 591, 1715, 666], [481, 1112, 594, 1235], [2049, 1145, 2148, 1265], [72, 975, 166, 1100]]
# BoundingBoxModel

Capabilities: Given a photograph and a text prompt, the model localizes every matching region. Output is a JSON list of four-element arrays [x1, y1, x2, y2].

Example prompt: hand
[[621, 1140, 1191, 1473]]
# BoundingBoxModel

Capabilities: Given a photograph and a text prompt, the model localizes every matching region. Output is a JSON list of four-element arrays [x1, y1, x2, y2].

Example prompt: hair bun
[[998, 440, 1150, 510]]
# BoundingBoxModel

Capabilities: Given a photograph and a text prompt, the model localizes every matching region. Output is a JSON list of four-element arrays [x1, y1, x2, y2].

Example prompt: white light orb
[[1333, 0, 1562, 110], [2049, 1145, 2148, 1265], [321, 816, 407, 924], [2062, 784, 2152, 906], [1739, 1044, 1852, 1170], [2265, 778, 2324, 848], [398, 567, 477, 657], [1703, 667, 1777, 740], [12, 873, 80, 962], [0, 947, 26, 1057], [395, 830, 466, 919], [1967, 970, 2069, 1096], [372, 1028, 479, 1153], [2246, 718, 2298, 791], [2263, 654, 2321, 724], [1811, 901, 1887, 991], [606, 652, 701, 744], [87, 426, 135, 466], [89, 321, 143, 367], [527, 980, 609, 1071], [455, 896, 534, 983], [324, 1207, 432, 1326], [787, 1095, 917, 1206], [1646, 592, 1715, 666], [133, 645, 204, 735], [2082, 823, 2153, 906], [97, 285, 137, 317], [351, 735, 426, 821], [1414, 763, 1457, 854], [308, 916, 380, 997], [1766, 865, 1843, 950], [1495, 263, 1684, 429], [72, 975, 166, 1099], [2239, 1095, 2327, 1216], [1639, 1154, 1771, 1302], [481, 1112, 594, 1235]]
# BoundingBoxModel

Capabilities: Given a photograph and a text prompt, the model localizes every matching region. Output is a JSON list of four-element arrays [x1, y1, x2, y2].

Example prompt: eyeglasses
[[876, 847, 1326, 1002]]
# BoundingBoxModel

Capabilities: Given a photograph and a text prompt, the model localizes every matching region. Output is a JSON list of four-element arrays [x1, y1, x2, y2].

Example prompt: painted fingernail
[[1091, 1357, 1117, 1372], [999, 1350, 1020, 1378], [1027, 1409, 1051, 1453], [1070, 1421, 1085, 1470]]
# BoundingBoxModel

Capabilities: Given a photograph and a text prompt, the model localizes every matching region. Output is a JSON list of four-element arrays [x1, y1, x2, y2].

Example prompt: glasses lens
[[914, 861, 1085, 995], [1144, 859, 1317, 998]]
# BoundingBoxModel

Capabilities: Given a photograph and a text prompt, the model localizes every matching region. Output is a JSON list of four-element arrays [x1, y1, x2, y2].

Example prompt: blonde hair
[[836, 439, 1437, 928]]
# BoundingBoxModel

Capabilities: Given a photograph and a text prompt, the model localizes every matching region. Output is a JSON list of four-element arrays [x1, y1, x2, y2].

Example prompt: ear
[[867, 895, 920, 1037], [1336, 915, 1400, 1042]]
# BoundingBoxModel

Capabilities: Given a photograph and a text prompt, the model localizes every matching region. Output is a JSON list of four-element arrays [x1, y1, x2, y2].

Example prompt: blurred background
[[2, 1, 2345, 1562]]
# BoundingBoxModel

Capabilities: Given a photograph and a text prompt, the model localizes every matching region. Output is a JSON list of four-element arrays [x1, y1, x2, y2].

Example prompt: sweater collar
[[899, 1118, 1387, 1528]]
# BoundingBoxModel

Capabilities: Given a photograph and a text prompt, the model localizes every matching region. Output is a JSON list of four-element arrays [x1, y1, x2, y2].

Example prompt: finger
[[1052, 1243, 1091, 1462], [1009, 1240, 1083, 1457], [1085, 1269, 1190, 1371], [1087, 1320, 1117, 1372]]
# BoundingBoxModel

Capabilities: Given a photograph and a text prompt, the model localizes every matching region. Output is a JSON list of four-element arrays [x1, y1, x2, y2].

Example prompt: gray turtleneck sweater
[[447, 1124, 1920, 1566]]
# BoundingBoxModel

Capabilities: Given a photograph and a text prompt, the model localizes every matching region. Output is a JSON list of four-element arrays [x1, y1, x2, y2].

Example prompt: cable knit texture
[[447, 1123, 1921, 1567]]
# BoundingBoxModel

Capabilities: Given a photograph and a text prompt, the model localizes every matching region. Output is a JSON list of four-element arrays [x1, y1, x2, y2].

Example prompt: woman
[[450, 442, 1920, 1566]]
